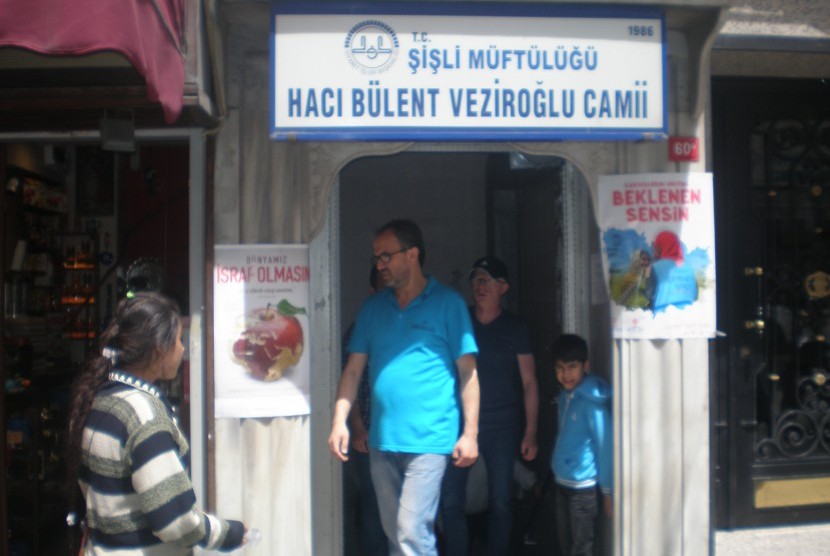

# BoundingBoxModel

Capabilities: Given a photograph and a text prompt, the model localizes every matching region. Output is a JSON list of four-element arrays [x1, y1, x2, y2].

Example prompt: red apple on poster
[[232, 299, 306, 381]]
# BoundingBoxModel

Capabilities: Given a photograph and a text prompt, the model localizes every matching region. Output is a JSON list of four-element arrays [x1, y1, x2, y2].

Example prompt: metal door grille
[[750, 113, 830, 462]]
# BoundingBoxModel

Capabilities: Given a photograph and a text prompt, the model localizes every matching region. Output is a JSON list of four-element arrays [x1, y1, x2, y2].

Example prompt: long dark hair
[[64, 292, 181, 516]]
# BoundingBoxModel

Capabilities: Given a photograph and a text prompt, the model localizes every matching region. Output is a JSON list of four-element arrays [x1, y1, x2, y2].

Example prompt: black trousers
[[554, 484, 599, 556]]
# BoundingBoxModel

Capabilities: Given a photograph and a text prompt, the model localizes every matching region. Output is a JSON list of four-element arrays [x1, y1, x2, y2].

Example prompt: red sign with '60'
[[669, 136, 699, 162]]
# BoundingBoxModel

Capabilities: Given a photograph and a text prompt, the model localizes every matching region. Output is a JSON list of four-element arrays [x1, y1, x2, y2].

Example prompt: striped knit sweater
[[79, 372, 244, 555]]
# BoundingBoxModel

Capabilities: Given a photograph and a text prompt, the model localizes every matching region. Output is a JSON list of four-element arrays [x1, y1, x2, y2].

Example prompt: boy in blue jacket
[[550, 334, 612, 556]]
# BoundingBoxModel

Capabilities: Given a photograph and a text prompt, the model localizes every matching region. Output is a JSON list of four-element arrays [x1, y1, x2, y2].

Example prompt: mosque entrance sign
[[270, 3, 666, 141]]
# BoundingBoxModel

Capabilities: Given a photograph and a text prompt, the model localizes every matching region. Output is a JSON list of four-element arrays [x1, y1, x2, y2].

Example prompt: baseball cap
[[469, 256, 509, 283]]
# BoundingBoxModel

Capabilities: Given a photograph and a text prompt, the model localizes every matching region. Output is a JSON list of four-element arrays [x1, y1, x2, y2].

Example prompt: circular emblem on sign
[[344, 20, 399, 74], [805, 270, 830, 300]]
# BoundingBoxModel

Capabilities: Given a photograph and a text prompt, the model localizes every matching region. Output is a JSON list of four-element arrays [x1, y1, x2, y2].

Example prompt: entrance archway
[[334, 149, 611, 554]]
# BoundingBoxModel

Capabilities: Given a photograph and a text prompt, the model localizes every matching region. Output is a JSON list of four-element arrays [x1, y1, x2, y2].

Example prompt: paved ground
[[714, 523, 830, 555]]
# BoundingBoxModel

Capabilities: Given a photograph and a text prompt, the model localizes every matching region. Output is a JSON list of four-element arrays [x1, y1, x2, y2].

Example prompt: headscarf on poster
[[598, 173, 716, 339], [213, 245, 311, 418]]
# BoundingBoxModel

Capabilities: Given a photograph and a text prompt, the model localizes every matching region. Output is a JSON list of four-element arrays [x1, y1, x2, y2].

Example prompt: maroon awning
[[0, 0, 186, 124]]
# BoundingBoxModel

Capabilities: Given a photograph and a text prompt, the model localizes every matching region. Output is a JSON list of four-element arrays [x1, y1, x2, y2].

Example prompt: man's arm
[[517, 353, 539, 461], [328, 352, 368, 462], [451, 353, 479, 467], [348, 404, 370, 454]]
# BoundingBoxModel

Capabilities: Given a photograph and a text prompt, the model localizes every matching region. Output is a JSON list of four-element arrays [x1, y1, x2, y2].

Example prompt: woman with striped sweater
[[66, 292, 246, 555]]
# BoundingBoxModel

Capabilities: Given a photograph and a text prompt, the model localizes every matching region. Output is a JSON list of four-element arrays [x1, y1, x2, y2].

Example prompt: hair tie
[[102, 347, 118, 365]]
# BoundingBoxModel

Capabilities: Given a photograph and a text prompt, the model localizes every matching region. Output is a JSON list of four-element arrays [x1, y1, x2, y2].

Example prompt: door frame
[[712, 76, 830, 528]]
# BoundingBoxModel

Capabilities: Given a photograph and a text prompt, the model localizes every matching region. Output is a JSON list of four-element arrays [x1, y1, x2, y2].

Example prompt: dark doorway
[[338, 151, 613, 555], [713, 77, 830, 528], [485, 152, 563, 479], [1, 142, 191, 555], [484, 152, 564, 554]]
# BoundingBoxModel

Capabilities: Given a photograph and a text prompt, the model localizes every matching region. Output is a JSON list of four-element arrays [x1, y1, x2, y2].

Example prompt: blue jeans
[[440, 423, 519, 556], [555, 484, 599, 556], [370, 450, 449, 556], [345, 451, 388, 556]]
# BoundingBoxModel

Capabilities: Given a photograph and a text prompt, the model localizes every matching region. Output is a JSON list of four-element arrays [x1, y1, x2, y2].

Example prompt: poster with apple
[[213, 244, 310, 418]]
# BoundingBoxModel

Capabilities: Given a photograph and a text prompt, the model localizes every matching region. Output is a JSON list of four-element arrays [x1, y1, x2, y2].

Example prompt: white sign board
[[598, 173, 716, 339], [213, 245, 311, 418], [271, 3, 666, 141]]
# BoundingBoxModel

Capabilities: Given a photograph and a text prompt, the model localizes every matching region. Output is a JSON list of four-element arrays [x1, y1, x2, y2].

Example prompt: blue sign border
[[270, 2, 668, 142]]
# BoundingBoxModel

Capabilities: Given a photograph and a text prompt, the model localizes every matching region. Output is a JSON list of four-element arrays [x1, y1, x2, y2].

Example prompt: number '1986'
[[628, 25, 654, 37]]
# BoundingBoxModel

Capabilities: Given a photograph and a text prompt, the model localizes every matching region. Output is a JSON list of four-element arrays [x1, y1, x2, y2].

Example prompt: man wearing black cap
[[440, 256, 539, 556]]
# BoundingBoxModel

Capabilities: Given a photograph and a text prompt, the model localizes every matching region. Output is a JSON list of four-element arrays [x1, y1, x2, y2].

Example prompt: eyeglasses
[[370, 248, 408, 266]]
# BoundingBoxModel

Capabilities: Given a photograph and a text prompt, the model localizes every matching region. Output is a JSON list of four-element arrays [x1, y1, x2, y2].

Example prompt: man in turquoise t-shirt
[[329, 219, 480, 556]]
